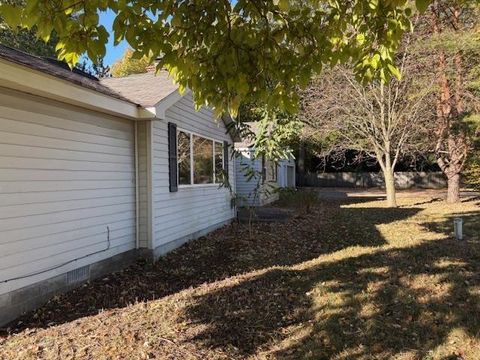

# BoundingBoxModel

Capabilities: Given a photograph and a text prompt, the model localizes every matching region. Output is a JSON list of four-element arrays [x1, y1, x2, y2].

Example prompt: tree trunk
[[432, 3, 468, 205], [446, 173, 461, 204], [384, 167, 397, 208]]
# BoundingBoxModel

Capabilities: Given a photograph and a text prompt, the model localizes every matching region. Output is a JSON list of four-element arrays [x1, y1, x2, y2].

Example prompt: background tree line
[[294, 0, 480, 206]]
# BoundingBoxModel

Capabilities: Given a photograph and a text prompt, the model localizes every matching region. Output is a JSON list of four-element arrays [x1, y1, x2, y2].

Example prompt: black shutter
[[168, 122, 178, 192], [223, 141, 229, 179], [261, 156, 266, 184]]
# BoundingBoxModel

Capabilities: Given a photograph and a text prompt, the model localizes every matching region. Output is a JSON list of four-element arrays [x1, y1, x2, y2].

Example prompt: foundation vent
[[66, 265, 90, 285]]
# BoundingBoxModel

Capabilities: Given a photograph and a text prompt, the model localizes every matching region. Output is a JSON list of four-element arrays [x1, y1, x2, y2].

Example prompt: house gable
[[140, 92, 235, 254]]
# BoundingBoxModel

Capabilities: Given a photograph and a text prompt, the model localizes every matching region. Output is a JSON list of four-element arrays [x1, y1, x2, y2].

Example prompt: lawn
[[1, 192, 480, 359]]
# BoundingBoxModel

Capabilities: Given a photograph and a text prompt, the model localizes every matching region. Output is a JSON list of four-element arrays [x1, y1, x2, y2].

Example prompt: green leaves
[[273, 0, 290, 12], [387, 63, 401, 80], [0, 0, 418, 118], [415, 0, 431, 13], [0, 4, 21, 27]]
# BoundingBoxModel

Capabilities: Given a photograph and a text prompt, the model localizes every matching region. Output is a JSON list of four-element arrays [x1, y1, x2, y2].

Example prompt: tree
[[90, 56, 111, 78], [0, 0, 56, 57], [111, 48, 148, 77], [464, 118, 480, 190], [0, 0, 427, 118], [465, 152, 480, 190], [77, 55, 111, 78], [416, 0, 480, 203], [0, 23, 57, 57], [300, 51, 434, 207]]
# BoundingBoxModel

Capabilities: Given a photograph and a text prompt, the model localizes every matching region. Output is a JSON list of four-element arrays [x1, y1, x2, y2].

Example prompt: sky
[[99, 10, 128, 66], [99, 1, 238, 66]]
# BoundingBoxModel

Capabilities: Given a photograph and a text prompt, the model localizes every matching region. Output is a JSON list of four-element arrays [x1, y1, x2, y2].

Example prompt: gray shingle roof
[[0, 44, 238, 138], [0, 44, 137, 105], [100, 71, 179, 107]]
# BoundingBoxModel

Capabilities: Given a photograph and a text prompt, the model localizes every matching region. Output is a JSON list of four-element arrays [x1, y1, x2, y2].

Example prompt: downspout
[[233, 144, 237, 218], [134, 121, 140, 249]]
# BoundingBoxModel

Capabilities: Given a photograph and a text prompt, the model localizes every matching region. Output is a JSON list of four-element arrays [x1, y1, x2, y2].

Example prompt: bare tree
[[300, 49, 434, 207]]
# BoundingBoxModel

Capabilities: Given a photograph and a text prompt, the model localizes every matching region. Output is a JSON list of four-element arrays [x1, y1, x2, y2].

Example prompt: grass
[[1, 193, 480, 359]]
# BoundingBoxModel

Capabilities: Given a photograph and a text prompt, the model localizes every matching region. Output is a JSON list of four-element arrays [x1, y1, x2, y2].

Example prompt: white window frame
[[177, 128, 225, 188]]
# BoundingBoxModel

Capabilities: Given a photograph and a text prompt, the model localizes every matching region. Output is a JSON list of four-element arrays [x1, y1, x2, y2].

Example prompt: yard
[[1, 191, 480, 359]]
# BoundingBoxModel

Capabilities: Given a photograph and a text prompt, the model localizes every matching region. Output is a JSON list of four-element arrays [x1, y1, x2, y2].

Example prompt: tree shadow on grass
[[412, 197, 444, 206], [1, 198, 421, 337], [181, 207, 480, 359], [224, 201, 419, 273]]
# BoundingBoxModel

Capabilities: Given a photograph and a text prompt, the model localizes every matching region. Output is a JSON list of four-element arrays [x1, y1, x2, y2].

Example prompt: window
[[177, 130, 225, 186], [178, 131, 191, 185], [193, 135, 214, 184]]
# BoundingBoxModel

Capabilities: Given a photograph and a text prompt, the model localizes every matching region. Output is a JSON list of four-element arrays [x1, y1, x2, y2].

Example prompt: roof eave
[[152, 89, 184, 120], [0, 59, 156, 120]]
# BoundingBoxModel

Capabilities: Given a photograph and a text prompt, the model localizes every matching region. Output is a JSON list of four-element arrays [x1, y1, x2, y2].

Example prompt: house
[[0, 45, 236, 326], [235, 123, 296, 206]]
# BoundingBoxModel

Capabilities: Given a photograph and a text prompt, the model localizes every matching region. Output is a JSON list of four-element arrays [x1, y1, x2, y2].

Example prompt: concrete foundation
[[0, 219, 232, 327], [0, 249, 139, 327]]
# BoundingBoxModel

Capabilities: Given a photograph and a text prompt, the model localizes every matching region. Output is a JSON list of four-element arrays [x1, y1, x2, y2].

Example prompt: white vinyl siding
[[278, 157, 296, 188], [0, 88, 136, 295], [235, 149, 262, 206], [235, 149, 280, 206], [136, 121, 149, 248], [151, 93, 235, 249]]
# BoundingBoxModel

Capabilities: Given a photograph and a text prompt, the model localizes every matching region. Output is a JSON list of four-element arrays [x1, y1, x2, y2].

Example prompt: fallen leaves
[[1, 195, 480, 359]]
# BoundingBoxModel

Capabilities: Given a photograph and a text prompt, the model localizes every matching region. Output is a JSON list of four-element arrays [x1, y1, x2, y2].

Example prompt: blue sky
[[98, 2, 238, 65], [99, 10, 128, 65]]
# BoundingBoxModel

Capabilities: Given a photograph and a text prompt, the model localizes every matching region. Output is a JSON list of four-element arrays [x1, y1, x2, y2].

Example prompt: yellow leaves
[[356, 33, 365, 45], [229, 96, 241, 118], [273, 0, 290, 12], [387, 63, 401, 80], [58, 51, 80, 69], [178, 83, 187, 95], [368, 0, 379, 10], [111, 48, 149, 77]]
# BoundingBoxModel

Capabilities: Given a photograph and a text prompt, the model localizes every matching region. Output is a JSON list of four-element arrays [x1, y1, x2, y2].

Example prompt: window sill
[[178, 183, 223, 189]]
